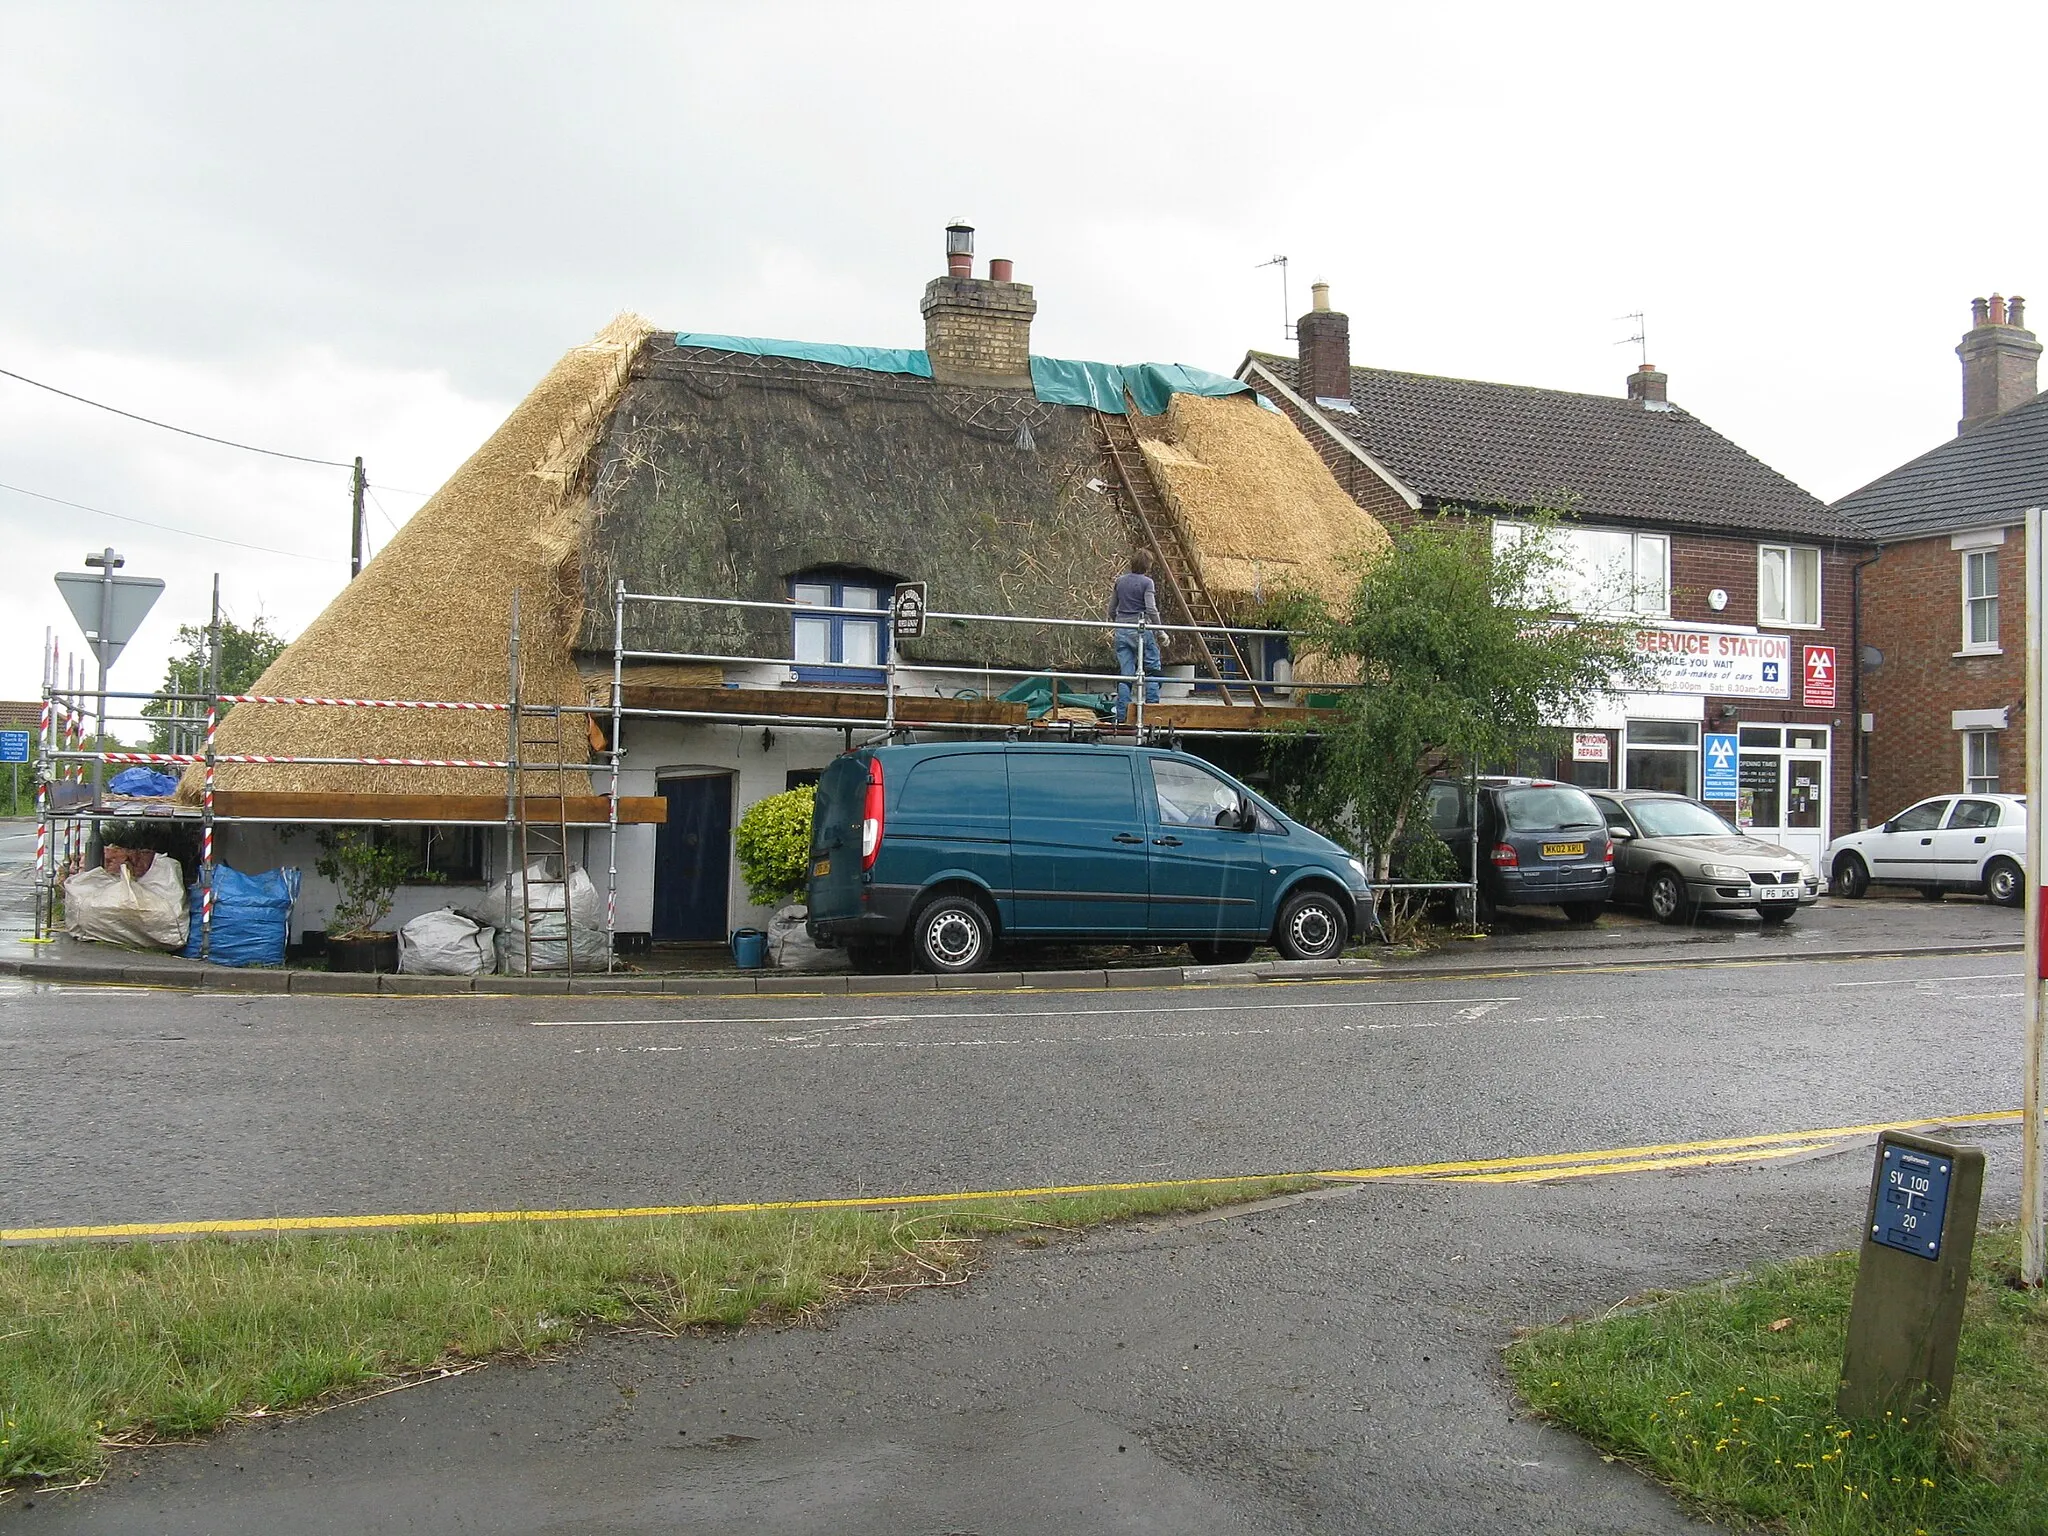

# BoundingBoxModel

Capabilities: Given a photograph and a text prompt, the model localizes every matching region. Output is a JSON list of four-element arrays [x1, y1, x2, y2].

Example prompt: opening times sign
[[1632, 625, 1791, 699]]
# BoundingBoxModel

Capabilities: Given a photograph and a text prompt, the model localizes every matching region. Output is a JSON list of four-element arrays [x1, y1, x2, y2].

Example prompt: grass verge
[[1, 1176, 1310, 1491], [1504, 1225, 2048, 1535]]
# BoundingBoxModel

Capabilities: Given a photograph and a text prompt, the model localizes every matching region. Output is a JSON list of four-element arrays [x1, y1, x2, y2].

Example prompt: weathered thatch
[[578, 355, 1129, 673], [185, 314, 655, 798], [1137, 392, 1390, 613]]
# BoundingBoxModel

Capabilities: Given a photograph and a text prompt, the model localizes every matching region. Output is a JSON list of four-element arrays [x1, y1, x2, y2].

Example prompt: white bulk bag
[[398, 908, 496, 976], [768, 903, 844, 971], [64, 857, 189, 950]]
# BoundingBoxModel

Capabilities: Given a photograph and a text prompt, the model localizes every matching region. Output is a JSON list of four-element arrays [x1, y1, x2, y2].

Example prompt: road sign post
[[2025, 505, 2045, 1286], [53, 549, 163, 815], [1838, 1131, 1985, 1417]]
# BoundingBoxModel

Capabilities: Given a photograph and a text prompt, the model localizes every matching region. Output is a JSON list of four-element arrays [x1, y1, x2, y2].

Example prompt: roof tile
[[1829, 392, 2048, 540]]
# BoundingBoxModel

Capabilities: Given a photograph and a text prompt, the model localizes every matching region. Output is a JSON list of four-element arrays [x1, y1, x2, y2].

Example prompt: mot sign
[[891, 581, 927, 640], [1804, 645, 1838, 708]]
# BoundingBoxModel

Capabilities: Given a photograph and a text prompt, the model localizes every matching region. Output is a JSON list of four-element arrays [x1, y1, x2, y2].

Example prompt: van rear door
[[806, 752, 870, 923], [1005, 749, 1149, 936]]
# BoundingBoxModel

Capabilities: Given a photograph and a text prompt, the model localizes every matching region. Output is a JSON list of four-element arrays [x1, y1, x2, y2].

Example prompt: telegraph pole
[[2024, 504, 2045, 1285], [350, 456, 367, 578]]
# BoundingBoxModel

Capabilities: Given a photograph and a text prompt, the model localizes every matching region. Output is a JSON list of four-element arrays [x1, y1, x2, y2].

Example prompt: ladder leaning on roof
[[505, 591, 580, 979], [1093, 411, 1269, 708]]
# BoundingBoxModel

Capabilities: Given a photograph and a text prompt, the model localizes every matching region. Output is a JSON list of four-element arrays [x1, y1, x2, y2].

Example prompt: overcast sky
[[2, 1, 2041, 711]]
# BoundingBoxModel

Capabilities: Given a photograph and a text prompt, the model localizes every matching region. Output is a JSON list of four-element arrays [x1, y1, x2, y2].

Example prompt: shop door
[[1736, 727, 1829, 868]]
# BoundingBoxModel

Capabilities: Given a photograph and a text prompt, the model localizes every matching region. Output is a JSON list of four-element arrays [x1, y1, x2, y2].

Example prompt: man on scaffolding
[[1107, 551, 1163, 723]]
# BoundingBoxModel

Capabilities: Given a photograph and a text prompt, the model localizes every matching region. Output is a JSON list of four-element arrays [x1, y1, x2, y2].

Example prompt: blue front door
[[654, 775, 732, 942]]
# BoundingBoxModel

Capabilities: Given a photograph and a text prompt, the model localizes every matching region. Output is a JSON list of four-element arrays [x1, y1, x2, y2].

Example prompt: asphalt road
[[0, 948, 2031, 1532]]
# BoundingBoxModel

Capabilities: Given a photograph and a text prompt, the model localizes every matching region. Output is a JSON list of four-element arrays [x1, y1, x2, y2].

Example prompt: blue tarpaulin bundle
[[109, 767, 181, 797], [184, 864, 301, 967]]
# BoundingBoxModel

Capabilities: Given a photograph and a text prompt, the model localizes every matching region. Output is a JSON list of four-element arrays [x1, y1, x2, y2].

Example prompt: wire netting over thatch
[[578, 349, 1130, 674], [1136, 392, 1390, 615], [183, 315, 655, 799]]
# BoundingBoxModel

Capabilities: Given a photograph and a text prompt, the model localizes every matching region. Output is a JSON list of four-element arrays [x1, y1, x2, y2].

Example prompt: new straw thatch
[[1136, 391, 1390, 613], [185, 314, 655, 799]]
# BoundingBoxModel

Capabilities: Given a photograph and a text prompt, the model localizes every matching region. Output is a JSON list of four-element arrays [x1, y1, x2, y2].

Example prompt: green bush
[[735, 785, 816, 907]]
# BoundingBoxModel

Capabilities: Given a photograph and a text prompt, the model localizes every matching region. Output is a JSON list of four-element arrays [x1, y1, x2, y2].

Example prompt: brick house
[[1237, 285, 1873, 869], [1833, 295, 2045, 819]]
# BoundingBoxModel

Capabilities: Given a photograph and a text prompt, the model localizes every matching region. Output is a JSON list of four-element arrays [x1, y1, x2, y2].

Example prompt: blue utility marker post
[[1703, 732, 1738, 801], [1837, 1130, 1984, 1418]]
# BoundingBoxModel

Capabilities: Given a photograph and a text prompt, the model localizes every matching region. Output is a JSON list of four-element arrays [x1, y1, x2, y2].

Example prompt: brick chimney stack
[[1296, 281, 1352, 405], [1957, 292, 2041, 434], [920, 222, 1036, 389], [1627, 362, 1669, 406]]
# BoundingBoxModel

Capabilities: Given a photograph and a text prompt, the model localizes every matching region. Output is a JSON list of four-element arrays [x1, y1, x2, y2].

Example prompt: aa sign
[[1804, 645, 1837, 708]]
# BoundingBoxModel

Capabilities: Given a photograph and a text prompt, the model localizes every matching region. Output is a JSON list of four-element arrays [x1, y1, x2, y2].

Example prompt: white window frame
[[1494, 522, 1670, 617], [1961, 549, 2001, 655], [1757, 543, 1822, 629], [1963, 729, 2000, 795]]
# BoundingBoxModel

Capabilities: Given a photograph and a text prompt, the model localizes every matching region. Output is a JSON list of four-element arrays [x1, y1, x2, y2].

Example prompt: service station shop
[[1529, 622, 1842, 869]]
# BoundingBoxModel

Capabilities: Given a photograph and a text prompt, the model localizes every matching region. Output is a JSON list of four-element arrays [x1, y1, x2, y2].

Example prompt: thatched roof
[[195, 320, 1385, 794]]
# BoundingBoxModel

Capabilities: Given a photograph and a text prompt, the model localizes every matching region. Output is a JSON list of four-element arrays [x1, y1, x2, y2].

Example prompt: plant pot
[[327, 932, 399, 974]]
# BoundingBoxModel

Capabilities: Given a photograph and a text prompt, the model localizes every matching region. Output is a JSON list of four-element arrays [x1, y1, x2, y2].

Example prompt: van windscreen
[[1502, 786, 1603, 832]]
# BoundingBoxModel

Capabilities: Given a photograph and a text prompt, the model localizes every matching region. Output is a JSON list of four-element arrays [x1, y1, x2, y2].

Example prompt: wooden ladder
[[1094, 411, 1266, 708], [511, 702, 580, 979]]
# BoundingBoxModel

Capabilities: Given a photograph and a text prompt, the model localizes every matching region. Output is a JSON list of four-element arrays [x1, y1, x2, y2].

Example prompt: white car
[[1825, 793, 2026, 906]]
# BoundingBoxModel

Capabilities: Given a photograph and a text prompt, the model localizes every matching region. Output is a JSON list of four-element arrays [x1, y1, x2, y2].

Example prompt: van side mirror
[[1237, 805, 1259, 832]]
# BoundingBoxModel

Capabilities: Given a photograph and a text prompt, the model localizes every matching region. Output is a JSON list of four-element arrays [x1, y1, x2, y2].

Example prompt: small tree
[[143, 614, 290, 751], [735, 785, 816, 907], [315, 829, 423, 938], [1268, 512, 1653, 882]]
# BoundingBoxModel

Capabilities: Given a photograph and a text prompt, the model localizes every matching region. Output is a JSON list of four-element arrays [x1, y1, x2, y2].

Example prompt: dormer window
[[790, 570, 889, 685]]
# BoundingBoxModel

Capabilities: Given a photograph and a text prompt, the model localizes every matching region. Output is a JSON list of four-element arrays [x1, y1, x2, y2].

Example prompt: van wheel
[[1985, 857, 2024, 908], [1274, 890, 1348, 961], [1831, 853, 1869, 899], [911, 893, 993, 974], [1188, 940, 1257, 965]]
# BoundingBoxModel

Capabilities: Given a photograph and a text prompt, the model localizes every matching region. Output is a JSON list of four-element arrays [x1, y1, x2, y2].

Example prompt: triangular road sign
[[55, 572, 165, 669]]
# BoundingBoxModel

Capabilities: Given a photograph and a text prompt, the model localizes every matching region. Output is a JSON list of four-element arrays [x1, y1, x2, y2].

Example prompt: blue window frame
[[790, 573, 888, 686]]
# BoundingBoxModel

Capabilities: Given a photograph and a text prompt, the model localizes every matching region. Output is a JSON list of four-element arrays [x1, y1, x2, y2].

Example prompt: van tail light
[[1490, 842, 1519, 868], [860, 758, 885, 870]]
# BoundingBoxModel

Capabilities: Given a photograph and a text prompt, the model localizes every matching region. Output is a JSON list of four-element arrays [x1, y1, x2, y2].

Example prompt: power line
[[0, 365, 355, 469], [365, 485, 402, 537], [0, 479, 348, 563]]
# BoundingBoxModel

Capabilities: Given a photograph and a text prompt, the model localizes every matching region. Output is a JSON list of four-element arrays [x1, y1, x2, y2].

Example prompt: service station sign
[[1631, 624, 1791, 699]]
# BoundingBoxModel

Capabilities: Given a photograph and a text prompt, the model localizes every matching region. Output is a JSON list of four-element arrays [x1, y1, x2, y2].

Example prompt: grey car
[[1588, 790, 1820, 925]]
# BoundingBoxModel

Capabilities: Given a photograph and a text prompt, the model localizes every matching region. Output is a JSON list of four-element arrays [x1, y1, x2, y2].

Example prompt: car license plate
[[812, 858, 830, 877], [1540, 842, 1584, 859], [1759, 885, 1795, 901]]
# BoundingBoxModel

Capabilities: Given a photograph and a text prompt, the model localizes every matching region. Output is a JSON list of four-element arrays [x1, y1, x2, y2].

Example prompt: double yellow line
[[2, 1110, 2020, 1243]]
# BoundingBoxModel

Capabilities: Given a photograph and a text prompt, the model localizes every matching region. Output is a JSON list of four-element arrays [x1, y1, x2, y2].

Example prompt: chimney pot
[[989, 257, 1013, 282], [944, 221, 975, 278], [1311, 281, 1331, 313], [921, 231, 1035, 389], [1957, 290, 2042, 433]]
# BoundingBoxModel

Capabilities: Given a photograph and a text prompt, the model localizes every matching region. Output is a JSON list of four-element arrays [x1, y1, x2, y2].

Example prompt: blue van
[[806, 742, 1372, 974]]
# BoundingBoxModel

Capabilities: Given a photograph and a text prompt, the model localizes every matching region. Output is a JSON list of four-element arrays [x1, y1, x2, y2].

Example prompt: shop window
[[790, 572, 888, 685], [1494, 522, 1668, 616], [1965, 730, 2000, 794], [1758, 544, 1821, 627], [1964, 551, 2000, 651], [1623, 719, 1700, 798]]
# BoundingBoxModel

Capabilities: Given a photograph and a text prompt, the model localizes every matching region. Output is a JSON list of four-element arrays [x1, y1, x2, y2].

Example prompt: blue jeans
[[1114, 627, 1162, 713]]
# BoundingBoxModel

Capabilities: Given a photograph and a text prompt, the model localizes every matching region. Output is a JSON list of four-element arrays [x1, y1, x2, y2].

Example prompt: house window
[[1964, 550, 2000, 651], [1758, 544, 1821, 627], [377, 825, 487, 883], [790, 573, 888, 685], [1964, 730, 2000, 794], [1624, 719, 1701, 798], [1494, 522, 1669, 616]]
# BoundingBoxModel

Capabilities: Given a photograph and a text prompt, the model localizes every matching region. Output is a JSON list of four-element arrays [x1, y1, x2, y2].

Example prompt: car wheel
[[1274, 889, 1348, 961], [1831, 853, 1869, 899], [910, 892, 993, 974], [1188, 940, 1258, 965], [1757, 906, 1795, 925], [1919, 886, 1946, 902], [1646, 868, 1690, 925], [1562, 903, 1603, 925], [1985, 857, 2024, 908]]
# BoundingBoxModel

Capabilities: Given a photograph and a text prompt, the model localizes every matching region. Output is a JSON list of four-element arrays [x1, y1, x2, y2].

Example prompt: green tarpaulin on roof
[[998, 675, 1114, 721], [670, 334, 1252, 414]]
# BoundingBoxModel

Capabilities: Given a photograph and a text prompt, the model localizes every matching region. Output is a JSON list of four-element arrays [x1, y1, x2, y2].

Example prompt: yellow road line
[[2, 1110, 2022, 1243]]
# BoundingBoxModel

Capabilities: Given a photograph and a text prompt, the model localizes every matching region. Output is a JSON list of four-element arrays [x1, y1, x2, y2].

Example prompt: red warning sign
[[1803, 645, 1837, 708]]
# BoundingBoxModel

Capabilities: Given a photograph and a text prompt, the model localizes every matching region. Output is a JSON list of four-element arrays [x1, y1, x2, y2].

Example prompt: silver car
[[1588, 791, 1821, 925]]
